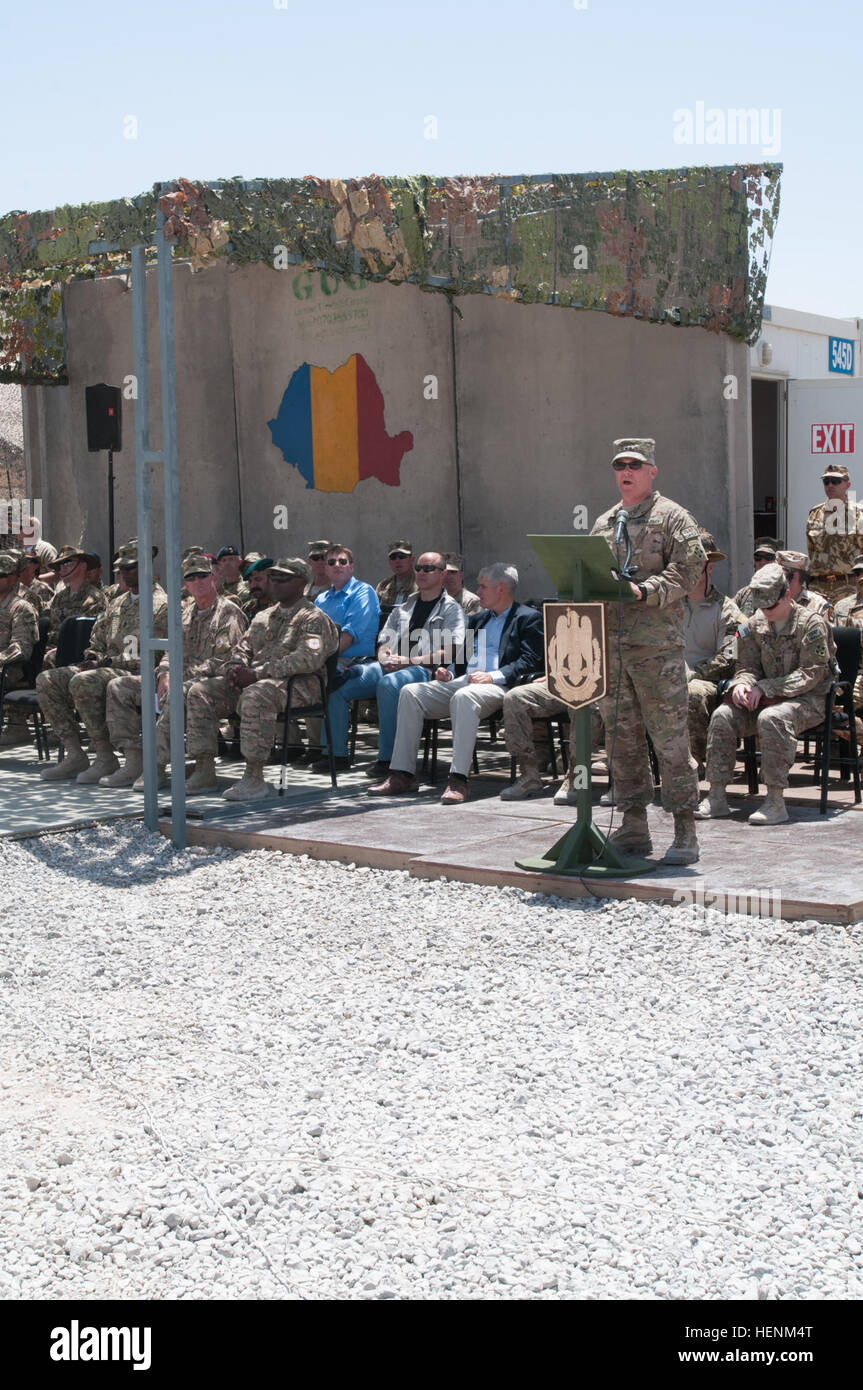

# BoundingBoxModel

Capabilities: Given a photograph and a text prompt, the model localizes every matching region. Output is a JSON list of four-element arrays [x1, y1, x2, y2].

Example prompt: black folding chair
[[0, 615, 51, 758], [811, 625, 862, 814], [278, 651, 340, 794]]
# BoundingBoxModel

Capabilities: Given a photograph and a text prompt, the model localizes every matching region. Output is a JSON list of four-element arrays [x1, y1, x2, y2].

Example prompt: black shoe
[[310, 755, 351, 773], [365, 760, 390, 779]]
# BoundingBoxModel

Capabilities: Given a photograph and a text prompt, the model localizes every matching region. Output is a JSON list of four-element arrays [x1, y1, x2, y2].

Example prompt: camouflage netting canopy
[[0, 165, 780, 384]]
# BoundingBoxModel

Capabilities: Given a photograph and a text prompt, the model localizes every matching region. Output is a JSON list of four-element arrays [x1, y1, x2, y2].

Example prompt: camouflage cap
[[749, 562, 788, 609], [777, 549, 809, 574], [387, 540, 413, 556], [182, 545, 208, 561], [753, 536, 779, 557], [822, 463, 850, 480], [268, 556, 311, 582], [50, 544, 90, 568], [612, 437, 656, 465], [182, 554, 214, 579], [0, 551, 21, 576], [444, 552, 464, 571], [307, 539, 334, 555], [698, 529, 725, 563], [116, 541, 154, 569]]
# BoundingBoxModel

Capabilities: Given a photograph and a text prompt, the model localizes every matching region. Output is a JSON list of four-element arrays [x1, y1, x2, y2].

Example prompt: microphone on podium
[[613, 508, 630, 548]]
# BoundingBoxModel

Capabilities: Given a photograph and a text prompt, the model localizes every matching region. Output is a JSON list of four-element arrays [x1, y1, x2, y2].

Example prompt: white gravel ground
[[1, 822, 862, 1301]]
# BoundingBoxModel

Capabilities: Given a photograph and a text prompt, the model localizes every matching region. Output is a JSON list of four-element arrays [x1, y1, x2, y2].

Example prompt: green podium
[[515, 535, 657, 879]]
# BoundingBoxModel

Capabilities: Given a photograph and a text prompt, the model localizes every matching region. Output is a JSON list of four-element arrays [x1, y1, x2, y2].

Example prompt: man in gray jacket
[[317, 550, 465, 777]]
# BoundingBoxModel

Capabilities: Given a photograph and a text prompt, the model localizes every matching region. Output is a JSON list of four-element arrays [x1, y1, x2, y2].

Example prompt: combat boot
[[40, 737, 89, 781], [696, 786, 731, 819], [98, 749, 143, 787], [132, 761, 170, 791], [748, 786, 788, 825], [607, 807, 652, 855], [663, 811, 700, 864], [185, 755, 219, 794], [223, 760, 271, 801], [501, 760, 544, 801]]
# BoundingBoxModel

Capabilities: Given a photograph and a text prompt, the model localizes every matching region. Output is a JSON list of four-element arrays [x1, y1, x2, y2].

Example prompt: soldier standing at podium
[[590, 438, 707, 864]]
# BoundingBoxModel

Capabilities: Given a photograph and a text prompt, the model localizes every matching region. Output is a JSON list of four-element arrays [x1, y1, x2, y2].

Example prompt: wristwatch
[[637, 584, 648, 602]]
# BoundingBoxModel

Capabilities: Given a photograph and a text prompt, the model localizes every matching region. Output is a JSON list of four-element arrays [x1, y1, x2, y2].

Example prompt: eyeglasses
[[415, 564, 443, 573], [823, 478, 844, 485], [388, 552, 411, 560], [326, 557, 351, 566], [185, 572, 210, 581], [58, 559, 80, 569], [308, 553, 327, 562], [612, 459, 646, 471]]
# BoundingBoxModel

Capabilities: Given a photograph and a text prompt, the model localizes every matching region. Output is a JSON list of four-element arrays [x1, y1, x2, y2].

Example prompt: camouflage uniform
[[589, 491, 706, 812], [106, 595, 248, 758], [22, 578, 54, 614], [503, 679, 603, 773], [36, 587, 167, 749], [375, 574, 417, 607], [705, 606, 832, 788], [834, 588, 863, 708], [452, 586, 482, 616], [219, 577, 251, 607], [795, 587, 832, 619], [806, 498, 863, 606], [185, 599, 339, 761], [684, 586, 745, 764], [43, 581, 107, 662], [0, 587, 39, 691]]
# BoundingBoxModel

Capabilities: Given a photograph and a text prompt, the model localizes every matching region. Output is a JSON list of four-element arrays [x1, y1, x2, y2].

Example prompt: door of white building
[[786, 378, 863, 551]]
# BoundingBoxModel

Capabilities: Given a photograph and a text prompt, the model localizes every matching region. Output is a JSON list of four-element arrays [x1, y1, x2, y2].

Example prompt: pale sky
[[2, 0, 860, 318]]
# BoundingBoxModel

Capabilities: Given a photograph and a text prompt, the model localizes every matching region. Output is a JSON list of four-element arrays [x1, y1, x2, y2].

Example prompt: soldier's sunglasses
[[326, 557, 351, 566], [415, 564, 443, 573], [612, 459, 645, 470], [308, 553, 327, 561]]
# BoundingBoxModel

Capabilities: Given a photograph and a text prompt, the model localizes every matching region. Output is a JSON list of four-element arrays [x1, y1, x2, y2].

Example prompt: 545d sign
[[544, 603, 608, 708]]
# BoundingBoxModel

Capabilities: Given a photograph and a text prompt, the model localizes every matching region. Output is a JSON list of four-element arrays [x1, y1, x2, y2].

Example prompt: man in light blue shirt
[[314, 543, 380, 668]]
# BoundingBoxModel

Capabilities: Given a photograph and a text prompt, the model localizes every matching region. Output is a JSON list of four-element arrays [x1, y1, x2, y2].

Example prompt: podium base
[[516, 816, 657, 878]]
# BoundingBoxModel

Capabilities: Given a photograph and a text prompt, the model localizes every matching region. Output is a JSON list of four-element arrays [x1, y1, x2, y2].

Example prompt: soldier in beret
[[185, 558, 339, 800], [0, 551, 39, 747], [697, 563, 832, 826], [375, 540, 417, 608], [806, 464, 863, 607], [589, 437, 707, 863], [242, 556, 275, 620], [215, 546, 250, 608]]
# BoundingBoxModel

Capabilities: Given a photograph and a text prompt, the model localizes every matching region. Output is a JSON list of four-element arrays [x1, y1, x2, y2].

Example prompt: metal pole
[[156, 206, 186, 850], [107, 448, 115, 572], [131, 243, 159, 833]]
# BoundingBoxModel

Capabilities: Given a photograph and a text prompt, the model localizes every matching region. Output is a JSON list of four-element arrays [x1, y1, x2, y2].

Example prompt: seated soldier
[[37, 541, 166, 782], [42, 546, 107, 667], [442, 553, 482, 615], [777, 549, 832, 617], [696, 562, 832, 826], [19, 549, 54, 613], [85, 553, 103, 589], [369, 563, 544, 804], [734, 538, 780, 617], [501, 681, 604, 803], [375, 540, 417, 607], [317, 551, 465, 777], [306, 540, 333, 600], [833, 553, 863, 710], [184, 558, 339, 800], [683, 531, 745, 775], [0, 551, 39, 747], [242, 556, 275, 620], [215, 546, 250, 607], [103, 554, 248, 788]]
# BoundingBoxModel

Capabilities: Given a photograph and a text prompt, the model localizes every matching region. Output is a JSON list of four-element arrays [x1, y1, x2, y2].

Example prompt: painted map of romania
[[267, 353, 414, 492]]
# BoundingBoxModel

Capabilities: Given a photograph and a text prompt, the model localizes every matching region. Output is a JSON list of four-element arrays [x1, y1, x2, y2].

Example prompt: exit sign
[[811, 423, 855, 454], [829, 337, 855, 374]]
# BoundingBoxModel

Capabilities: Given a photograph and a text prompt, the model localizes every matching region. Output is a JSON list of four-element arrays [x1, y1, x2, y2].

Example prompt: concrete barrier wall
[[23, 261, 752, 596]]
